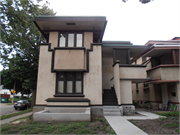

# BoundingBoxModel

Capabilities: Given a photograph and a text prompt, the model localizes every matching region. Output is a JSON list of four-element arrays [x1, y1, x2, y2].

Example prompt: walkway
[[105, 111, 162, 135], [0, 112, 32, 125]]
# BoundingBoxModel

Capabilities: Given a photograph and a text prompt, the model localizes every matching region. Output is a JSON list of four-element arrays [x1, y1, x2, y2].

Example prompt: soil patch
[[129, 116, 179, 134]]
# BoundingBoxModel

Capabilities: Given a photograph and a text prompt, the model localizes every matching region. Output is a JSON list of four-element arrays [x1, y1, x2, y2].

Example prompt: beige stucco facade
[[120, 80, 132, 104], [119, 67, 146, 79], [84, 45, 102, 105], [102, 51, 114, 89], [47, 102, 89, 106], [54, 49, 85, 70], [49, 32, 58, 49], [36, 46, 56, 104]]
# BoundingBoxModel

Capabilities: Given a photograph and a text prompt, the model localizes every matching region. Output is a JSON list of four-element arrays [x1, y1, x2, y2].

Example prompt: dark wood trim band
[[141, 58, 151, 65], [121, 104, 133, 105], [110, 77, 114, 81], [146, 64, 179, 72], [34, 104, 46, 106], [45, 98, 90, 102], [144, 79, 179, 84], [119, 64, 146, 67], [53, 94, 85, 97], [53, 69, 85, 72], [112, 61, 120, 67], [54, 47, 86, 51], [46, 105, 89, 107]]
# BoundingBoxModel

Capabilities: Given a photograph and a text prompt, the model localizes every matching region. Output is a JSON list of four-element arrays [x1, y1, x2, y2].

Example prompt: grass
[[156, 111, 179, 117], [8, 98, 32, 103], [6, 103, 14, 105], [1, 108, 32, 120], [1, 116, 116, 134]]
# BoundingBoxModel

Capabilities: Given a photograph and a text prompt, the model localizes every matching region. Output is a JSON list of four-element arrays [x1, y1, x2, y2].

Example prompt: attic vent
[[66, 23, 75, 25]]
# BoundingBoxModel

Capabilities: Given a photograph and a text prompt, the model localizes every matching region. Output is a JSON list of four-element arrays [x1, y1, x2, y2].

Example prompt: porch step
[[103, 106, 122, 116]]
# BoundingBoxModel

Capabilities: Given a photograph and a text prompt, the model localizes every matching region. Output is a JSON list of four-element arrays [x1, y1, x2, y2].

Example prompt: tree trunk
[[21, 89, 25, 99], [31, 89, 36, 108]]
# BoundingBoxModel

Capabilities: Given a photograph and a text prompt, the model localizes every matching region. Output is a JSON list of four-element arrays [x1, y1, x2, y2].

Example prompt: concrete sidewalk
[[105, 111, 162, 135], [0, 112, 32, 125]]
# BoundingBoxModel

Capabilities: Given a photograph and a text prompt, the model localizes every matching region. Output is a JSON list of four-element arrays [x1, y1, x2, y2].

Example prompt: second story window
[[59, 33, 83, 47]]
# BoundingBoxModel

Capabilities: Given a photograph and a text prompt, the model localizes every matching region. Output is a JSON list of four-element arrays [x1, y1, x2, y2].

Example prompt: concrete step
[[103, 106, 119, 109], [103, 109, 120, 112], [103, 112, 122, 116]]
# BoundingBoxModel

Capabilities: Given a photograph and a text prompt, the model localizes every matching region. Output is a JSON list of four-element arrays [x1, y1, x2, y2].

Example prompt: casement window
[[59, 33, 83, 47], [56, 72, 83, 94]]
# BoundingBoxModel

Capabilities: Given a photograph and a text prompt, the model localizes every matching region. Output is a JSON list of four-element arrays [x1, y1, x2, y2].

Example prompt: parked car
[[14, 100, 32, 110]]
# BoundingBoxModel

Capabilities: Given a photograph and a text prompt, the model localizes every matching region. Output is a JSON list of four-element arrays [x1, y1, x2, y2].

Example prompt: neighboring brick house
[[132, 38, 180, 109]]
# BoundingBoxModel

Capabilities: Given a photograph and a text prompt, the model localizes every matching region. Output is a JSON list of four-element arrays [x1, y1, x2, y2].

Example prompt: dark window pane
[[68, 34, 74, 47], [67, 73, 73, 93], [58, 73, 64, 93], [76, 73, 82, 93], [59, 33, 66, 47], [76, 34, 83, 47]]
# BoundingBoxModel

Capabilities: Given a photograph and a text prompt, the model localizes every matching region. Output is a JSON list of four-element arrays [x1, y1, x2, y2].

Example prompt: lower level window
[[56, 72, 83, 94]]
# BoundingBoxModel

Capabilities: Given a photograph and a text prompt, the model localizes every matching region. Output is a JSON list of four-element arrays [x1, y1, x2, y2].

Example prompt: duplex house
[[33, 16, 149, 121], [132, 39, 180, 110]]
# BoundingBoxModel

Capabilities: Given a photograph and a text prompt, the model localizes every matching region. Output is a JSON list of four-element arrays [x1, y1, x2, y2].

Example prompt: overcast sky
[[47, 0, 180, 45], [1, 0, 179, 71]]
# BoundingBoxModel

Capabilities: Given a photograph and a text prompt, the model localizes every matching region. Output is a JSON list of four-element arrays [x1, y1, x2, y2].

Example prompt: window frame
[[58, 32, 84, 48], [56, 72, 83, 95]]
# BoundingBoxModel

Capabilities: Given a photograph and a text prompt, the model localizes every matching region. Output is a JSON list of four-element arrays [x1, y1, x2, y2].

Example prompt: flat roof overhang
[[102, 44, 149, 58], [141, 46, 180, 58], [33, 16, 107, 42]]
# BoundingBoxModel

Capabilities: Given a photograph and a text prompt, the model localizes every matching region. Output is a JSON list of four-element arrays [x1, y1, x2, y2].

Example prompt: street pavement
[[0, 103, 18, 116]]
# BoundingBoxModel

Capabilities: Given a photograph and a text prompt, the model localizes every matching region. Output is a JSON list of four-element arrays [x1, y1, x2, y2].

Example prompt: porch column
[[113, 60, 121, 105]]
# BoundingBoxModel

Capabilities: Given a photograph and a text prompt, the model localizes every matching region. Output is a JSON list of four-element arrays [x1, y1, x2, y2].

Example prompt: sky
[[47, 0, 180, 45], [0, 0, 180, 71]]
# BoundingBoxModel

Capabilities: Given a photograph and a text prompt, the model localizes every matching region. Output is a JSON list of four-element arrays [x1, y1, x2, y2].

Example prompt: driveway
[[0, 103, 18, 116]]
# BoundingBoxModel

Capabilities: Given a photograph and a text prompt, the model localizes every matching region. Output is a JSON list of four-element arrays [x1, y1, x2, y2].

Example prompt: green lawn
[[8, 98, 32, 103], [156, 111, 179, 117], [1, 108, 33, 120], [1, 116, 116, 134]]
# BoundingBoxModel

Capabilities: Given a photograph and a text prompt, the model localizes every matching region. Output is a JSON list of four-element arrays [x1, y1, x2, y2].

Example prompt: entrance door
[[161, 84, 168, 104]]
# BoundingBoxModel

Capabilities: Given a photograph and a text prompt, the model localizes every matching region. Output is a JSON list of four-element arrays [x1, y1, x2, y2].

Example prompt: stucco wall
[[119, 67, 146, 79], [147, 68, 161, 80], [161, 67, 179, 80], [84, 45, 102, 105], [114, 64, 121, 105], [167, 83, 179, 103], [149, 84, 162, 102], [102, 51, 114, 89], [49, 32, 58, 49], [36, 46, 56, 105], [54, 50, 84, 70], [120, 80, 132, 104], [84, 32, 93, 70]]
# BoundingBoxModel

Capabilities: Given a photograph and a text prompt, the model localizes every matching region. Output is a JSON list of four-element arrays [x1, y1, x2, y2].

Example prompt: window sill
[[143, 87, 149, 90], [53, 94, 85, 97]]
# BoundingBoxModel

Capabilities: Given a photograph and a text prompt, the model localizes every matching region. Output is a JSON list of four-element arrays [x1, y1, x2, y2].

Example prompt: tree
[[123, 0, 152, 4], [0, 0, 56, 107]]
